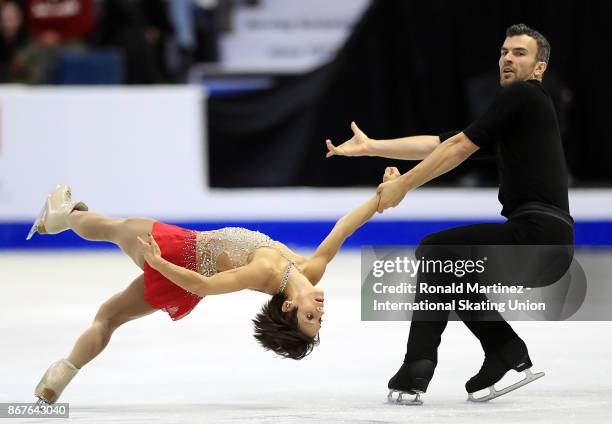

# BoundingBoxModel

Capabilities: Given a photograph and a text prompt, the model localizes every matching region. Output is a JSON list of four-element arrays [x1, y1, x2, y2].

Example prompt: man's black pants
[[404, 212, 574, 363]]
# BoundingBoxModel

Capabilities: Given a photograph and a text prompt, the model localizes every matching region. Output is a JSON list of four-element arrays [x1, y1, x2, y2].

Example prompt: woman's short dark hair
[[252, 292, 320, 360]]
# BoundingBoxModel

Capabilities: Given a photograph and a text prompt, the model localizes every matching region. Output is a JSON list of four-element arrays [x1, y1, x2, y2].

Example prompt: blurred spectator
[[18, 0, 96, 83], [166, 0, 225, 81], [167, 0, 196, 81], [96, 0, 173, 84], [0, 0, 28, 82], [3, 0, 261, 84], [193, 0, 220, 63]]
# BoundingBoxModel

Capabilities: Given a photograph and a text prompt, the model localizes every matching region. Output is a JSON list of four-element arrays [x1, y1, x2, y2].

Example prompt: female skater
[[28, 176, 395, 404]]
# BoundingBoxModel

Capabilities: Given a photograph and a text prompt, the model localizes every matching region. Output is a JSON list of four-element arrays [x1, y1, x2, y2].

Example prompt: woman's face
[[293, 287, 325, 338]]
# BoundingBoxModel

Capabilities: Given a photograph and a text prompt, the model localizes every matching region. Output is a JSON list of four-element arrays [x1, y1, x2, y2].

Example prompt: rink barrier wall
[[2, 220, 612, 249], [2, 87, 612, 249]]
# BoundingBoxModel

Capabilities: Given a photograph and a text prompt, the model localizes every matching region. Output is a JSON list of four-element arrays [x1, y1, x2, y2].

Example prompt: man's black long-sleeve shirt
[[441, 79, 570, 218]]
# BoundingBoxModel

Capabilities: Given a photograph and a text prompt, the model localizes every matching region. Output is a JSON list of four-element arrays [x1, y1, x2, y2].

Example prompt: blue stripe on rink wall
[[2, 220, 612, 249]]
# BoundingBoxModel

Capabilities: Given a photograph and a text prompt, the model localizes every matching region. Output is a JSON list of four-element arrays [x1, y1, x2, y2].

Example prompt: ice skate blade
[[26, 223, 38, 241], [26, 198, 50, 240], [34, 396, 50, 407], [467, 368, 545, 402], [387, 389, 423, 405]]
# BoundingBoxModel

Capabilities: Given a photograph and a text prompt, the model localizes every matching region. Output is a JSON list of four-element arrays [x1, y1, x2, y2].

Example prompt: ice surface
[[1, 251, 611, 423]]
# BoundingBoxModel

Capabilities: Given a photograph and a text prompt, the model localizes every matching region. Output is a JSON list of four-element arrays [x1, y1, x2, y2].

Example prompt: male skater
[[326, 23, 573, 403]]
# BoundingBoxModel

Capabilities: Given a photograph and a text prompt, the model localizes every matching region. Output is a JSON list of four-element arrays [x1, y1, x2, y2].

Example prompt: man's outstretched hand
[[325, 121, 372, 158]]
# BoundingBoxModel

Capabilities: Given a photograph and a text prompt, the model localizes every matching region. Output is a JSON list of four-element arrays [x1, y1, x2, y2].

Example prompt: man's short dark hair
[[506, 23, 550, 63]]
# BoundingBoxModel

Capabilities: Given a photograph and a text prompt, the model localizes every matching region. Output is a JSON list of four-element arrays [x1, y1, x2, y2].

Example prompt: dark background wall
[[208, 0, 612, 187]]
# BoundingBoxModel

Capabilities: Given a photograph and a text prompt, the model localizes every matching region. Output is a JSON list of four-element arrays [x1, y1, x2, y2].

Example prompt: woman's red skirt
[[143, 221, 203, 320]]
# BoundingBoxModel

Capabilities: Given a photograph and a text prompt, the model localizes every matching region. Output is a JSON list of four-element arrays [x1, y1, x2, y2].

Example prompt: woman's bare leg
[[67, 211, 155, 269], [66, 274, 157, 368]]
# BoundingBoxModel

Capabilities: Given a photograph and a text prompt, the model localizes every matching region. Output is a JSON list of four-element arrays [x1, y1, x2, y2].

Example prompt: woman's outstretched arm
[[303, 193, 380, 284], [303, 168, 400, 284]]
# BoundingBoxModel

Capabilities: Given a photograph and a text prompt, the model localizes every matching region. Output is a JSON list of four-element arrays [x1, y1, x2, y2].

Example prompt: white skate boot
[[26, 185, 88, 240], [34, 359, 79, 405]]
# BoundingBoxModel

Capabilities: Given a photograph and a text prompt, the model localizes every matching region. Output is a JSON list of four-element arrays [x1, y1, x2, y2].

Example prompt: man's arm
[[375, 83, 531, 212], [377, 133, 479, 211], [325, 122, 440, 161], [367, 135, 441, 160]]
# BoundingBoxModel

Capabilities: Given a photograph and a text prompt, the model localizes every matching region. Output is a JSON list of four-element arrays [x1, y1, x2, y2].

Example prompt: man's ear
[[534, 61, 547, 78]]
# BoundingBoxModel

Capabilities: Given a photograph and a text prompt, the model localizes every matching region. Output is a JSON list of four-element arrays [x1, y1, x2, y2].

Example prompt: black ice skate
[[466, 338, 544, 402], [387, 359, 436, 405]]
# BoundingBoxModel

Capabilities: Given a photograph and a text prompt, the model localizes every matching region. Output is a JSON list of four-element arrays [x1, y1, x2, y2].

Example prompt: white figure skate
[[34, 359, 79, 405], [26, 185, 88, 240]]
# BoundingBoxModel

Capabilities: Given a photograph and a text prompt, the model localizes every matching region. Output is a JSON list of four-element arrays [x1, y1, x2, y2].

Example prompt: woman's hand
[[137, 233, 162, 268], [325, 121, 372, 158], [383, 166, 401, 183]]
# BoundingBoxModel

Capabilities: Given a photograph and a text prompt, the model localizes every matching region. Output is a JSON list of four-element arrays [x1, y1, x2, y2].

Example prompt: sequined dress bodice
[[191, 227, 280, 277]]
